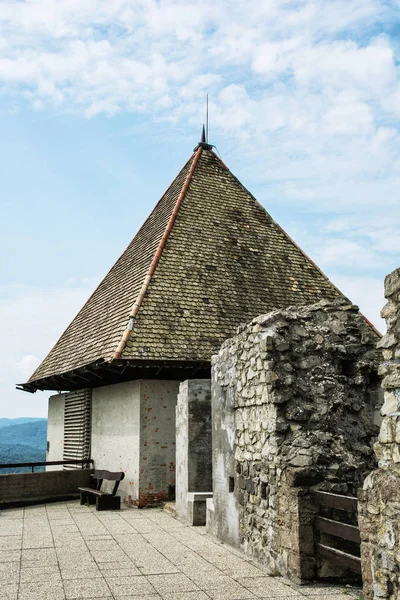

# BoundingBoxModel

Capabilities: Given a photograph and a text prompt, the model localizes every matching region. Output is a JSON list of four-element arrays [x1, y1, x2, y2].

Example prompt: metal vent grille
[[63, 389, 92, 469]]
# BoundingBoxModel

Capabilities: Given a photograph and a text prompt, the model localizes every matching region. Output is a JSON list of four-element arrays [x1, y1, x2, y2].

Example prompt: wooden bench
[[78, 470, 125, 511]]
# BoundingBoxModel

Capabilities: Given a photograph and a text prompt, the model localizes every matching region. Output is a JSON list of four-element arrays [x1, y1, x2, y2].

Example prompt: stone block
[[384, 267, 400, 298], [381, 391, 399, 416], [377, 333, 397, 349], [378, 417, 396, 444]]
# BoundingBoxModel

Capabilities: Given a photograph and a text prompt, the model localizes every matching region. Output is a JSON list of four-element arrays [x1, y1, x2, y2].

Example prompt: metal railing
[[0, 459, 94, 473]]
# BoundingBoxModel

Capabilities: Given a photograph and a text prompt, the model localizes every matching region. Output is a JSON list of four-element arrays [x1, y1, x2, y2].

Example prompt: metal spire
[[194, 98, 213, 151], [206, 93, 209, 143], [201, 124, 206, 144]]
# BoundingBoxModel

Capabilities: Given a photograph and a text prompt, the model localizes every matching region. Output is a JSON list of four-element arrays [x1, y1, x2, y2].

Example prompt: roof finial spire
[[194, 97, 213, 151], [206, 93, 209, 143], [201, 124, 206, 144]]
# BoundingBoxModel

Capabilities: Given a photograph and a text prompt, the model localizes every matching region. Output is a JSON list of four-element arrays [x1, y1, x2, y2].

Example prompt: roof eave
[[17, 358, 211, 393]]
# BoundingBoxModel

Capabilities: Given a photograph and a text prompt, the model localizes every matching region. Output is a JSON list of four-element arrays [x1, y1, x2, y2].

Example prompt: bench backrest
[[92, 470, 125, 496]]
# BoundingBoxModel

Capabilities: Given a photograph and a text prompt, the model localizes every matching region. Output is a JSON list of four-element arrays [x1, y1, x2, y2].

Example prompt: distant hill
[[0, 419, 48, 473], [0, 443, 46, 473], [0, 417, 46, 429], [0, 420, 47, 448]]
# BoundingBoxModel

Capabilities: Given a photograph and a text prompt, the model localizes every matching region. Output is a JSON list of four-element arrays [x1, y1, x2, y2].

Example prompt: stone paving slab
[[0, 501, 363, 600]]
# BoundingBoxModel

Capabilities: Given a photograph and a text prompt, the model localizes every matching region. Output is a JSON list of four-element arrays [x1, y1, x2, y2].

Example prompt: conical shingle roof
[[22, 144, 345, 392]]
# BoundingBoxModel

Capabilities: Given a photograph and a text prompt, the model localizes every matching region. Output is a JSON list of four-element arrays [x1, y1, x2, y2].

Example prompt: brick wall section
[[359, 267, 400, 600], [212, 298, 380, 583]]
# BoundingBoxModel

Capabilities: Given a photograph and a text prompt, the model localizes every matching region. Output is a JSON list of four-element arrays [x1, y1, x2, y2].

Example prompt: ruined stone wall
[[359, 267, 400, 600], [212, 298, 380, 582]]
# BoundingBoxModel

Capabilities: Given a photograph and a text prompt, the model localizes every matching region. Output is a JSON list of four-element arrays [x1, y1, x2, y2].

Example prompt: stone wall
[[359, 267, 400, 600], [212, 298, 380, 582]]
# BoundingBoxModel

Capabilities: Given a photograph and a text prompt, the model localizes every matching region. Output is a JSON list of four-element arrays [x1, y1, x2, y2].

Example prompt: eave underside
[[19, 359, 211, 393]]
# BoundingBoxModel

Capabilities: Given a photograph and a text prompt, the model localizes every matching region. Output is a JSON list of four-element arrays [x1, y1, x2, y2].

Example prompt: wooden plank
[[316, 543, 361, 575], [313, 490, 358, 511], [315, 516, 361, 544], [92, 470, 125, 481]]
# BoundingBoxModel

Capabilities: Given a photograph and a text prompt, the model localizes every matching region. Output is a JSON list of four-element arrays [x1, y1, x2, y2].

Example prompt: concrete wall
[[176, 379, 212, 521], [139, 380, 180, 506], [91, 379, 180, 507], [46, 393, 65, 470], [0, 469, 93, 507], [176, 382, 189, 519], [92, 381, 141, 503], [210, 382, 239, 547]]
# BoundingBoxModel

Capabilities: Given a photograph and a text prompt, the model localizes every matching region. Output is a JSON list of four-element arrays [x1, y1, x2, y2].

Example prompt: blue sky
[[0, 0, 399, 417]]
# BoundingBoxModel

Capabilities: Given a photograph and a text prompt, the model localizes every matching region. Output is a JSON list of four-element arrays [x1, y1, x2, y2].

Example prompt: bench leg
[[80, 492, 96, 506], [96, 495, 121, 511]]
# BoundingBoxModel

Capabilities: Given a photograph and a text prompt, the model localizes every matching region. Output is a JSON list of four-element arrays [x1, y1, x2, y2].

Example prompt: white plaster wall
[[46, 393, 65, 471], [91, 381, 141, 502]]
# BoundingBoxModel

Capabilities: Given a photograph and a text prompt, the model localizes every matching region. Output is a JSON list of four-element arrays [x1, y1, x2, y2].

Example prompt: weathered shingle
[[27, 147, 344, 386]]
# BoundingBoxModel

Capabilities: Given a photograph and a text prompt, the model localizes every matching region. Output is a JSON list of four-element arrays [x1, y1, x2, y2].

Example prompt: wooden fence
[[313, 490, 361, 576]]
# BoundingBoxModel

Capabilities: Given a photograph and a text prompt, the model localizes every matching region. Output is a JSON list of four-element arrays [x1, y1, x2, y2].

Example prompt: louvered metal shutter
[[63, 389, 92, 469]]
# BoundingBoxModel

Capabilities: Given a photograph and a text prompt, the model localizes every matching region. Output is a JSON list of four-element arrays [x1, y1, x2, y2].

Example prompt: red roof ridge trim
[[27, 156, 196, 384], [113, 145, 204, 359]]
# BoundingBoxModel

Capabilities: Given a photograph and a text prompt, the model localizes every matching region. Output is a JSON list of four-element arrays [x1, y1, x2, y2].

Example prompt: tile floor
[[0, 501, 363, 600]]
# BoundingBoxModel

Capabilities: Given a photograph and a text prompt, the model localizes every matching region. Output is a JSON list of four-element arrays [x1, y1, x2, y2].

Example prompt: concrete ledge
[[0, 469, 94, 508], [187, 492, 213, 502], [187, 492, 213, 526], [206, 497, 215, 534]]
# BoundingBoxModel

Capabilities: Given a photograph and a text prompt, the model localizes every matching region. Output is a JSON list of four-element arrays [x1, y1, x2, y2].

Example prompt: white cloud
[[0, 281, 96, 418], [332, 275, 386, 333], [316, 214, 400, 270], [0, 0, 399, 205], [16, 355, 40, 380], [318, 240, 383, 270]]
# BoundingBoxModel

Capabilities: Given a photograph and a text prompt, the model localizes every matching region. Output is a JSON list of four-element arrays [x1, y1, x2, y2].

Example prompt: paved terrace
[[0, 501, 362, 600]]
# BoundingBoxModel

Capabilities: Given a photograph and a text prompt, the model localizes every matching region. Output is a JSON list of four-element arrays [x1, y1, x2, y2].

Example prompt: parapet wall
[[359, 267, 400, 600], [212, 298, 380, 582], [0, 469, 93, 507]]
